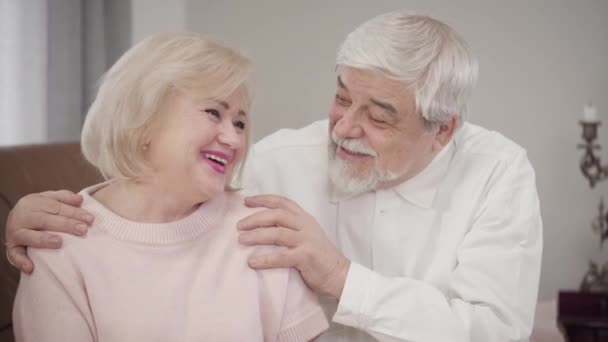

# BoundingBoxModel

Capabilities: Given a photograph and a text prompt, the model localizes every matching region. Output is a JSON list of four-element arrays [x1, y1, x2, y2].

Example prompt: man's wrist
[[328, 257, 351, 299]]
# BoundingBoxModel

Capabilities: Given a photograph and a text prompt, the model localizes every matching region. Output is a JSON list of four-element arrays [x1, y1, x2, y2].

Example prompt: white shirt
[[242, 119, 543, 342]]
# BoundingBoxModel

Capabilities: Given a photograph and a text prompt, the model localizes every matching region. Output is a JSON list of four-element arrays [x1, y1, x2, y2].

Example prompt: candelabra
[[558, 107, 608, 341], [578, 110, 608, 291], [579, 120, 608, 188]]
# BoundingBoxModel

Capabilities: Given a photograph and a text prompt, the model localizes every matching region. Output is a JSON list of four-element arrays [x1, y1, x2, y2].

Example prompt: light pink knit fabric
[[13, 183, 328, 342]]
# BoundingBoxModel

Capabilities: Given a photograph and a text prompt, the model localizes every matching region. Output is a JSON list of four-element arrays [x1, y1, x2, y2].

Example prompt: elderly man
[[5, 11, 541, 342]]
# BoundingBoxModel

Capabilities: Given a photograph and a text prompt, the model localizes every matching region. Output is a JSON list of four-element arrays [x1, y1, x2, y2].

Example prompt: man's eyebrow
[[337, 75, 398, 118], [370, 98, 398, 117], [337, 76, 348, 90]]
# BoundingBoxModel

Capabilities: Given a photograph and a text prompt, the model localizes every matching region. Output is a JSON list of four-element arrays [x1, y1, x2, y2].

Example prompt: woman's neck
[[93, 178, 209, 223]]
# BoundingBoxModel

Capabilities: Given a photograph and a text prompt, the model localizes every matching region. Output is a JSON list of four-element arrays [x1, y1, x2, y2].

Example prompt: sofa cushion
[[0, 143, 102, 340]]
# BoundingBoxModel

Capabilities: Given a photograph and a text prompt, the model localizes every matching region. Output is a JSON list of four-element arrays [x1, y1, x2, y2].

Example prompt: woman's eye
[[204, 109, 220, 118], [234, 120, 246, 130]]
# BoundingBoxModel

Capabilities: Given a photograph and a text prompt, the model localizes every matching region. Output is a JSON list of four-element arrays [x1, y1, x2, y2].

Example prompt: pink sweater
[[13, 183, 328, 341]]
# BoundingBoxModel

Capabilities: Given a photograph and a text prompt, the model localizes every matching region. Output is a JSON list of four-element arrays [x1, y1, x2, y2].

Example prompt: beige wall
[[145, 0, 608, 301]]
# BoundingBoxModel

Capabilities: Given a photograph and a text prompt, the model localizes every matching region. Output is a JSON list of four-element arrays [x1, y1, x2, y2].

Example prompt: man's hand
[[237, 195, 350, 299], [5, 190, 94, 273]]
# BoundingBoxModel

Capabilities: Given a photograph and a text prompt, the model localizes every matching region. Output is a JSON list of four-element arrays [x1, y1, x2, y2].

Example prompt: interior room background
[[2, 0, 608, 303]]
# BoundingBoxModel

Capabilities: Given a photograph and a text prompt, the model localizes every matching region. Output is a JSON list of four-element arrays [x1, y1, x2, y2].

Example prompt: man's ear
[[433, 115, 459, 151]]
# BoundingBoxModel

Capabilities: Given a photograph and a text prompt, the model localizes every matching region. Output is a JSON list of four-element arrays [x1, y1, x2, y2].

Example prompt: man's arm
[[5, 190, 93, 273], [334, 204, 541, 342], [239, 150, 542, 341]]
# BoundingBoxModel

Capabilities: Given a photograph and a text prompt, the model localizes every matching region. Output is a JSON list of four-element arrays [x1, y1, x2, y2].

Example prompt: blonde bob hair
[[81, 32, 252, 188]]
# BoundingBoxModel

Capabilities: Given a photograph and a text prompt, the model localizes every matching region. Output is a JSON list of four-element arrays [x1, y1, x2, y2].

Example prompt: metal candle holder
[[579, 121, 608, 188], [578, 119, 608, 291]]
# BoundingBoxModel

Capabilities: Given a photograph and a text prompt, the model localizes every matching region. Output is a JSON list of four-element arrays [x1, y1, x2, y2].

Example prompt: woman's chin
[[186, 166, 231, 200], [193, 179, 226, 199]]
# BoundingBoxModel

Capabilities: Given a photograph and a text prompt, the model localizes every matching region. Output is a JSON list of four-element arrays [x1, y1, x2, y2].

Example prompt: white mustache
[[331, 132, 378, 157]]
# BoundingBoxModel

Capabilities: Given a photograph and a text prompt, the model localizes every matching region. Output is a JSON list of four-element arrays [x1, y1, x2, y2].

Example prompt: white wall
[[131, 0, 186, 44], [184, 0, 608, 301]]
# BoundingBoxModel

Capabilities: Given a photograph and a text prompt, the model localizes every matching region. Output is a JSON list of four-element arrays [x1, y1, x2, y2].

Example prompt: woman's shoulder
[[217, 192, 291, 273], [29, 184, 116, 268], [28, 225, 107, 268], [221, 191, 266, 221]]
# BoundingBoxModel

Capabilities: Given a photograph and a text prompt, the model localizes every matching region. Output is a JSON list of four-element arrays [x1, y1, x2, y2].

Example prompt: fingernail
[[82, 214, 94, 223], [238, 233, 250, 243], [49, 236, 62, 246], [248, 258, 259, 267], [76, 224, 88, 235]]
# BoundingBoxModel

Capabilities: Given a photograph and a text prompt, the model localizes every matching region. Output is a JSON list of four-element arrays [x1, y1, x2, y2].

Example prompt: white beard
[[328, 133, 400, 195]]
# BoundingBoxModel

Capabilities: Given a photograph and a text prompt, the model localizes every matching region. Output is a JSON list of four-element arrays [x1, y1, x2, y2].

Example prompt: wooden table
[[558, 291, 608, 341]]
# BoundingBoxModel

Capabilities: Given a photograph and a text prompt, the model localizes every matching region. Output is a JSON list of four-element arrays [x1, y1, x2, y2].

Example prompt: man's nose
[[333, 108, 363, 139]]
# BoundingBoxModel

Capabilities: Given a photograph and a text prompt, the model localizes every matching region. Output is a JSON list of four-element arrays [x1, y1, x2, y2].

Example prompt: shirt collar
[[392, 139, 455, 208], [329, 138, 456, 208]]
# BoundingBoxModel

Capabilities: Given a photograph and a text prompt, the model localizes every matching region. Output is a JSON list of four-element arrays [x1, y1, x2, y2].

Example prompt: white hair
[[336, 11, 478, 128]]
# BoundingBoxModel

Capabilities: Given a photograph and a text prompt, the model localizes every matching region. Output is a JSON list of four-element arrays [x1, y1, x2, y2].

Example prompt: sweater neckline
[[80, 182, 226, 245]]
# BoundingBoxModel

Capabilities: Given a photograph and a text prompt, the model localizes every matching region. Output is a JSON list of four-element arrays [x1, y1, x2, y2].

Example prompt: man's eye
[[369, 115, 387, 125], [204, 109, 220, 118], [335, 95, 351, 106]]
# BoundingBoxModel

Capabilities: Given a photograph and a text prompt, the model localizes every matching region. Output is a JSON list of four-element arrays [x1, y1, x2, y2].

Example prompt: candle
[[583, 103, 599, 123]]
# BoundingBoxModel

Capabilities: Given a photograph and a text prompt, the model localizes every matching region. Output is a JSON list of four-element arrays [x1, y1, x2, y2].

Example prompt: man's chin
[[328, 166, 377, 195]]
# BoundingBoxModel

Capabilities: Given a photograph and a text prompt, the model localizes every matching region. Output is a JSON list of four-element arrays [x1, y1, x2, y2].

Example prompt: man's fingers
[[31, 213, 89, 236], [33, 196, 93, 225], [237, 209, 300, 231], [239, 227, 299, 248], [11, 229, 63, 250], [7, 246, 33, 274], [55, 202, 93, 224], [244, 195, 300, 212], [248, 250, 297, 270], [40, 190, 83, 206]]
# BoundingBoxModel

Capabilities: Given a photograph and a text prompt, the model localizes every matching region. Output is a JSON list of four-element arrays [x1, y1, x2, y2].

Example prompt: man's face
[[328, 67, 451, 194]]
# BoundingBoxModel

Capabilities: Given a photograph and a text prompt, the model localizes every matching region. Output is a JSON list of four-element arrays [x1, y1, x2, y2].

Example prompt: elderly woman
[[12, 32, 328, 341]]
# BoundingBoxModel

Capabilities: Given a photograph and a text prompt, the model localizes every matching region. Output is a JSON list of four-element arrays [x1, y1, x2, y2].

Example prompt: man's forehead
[[337, 67, 412, 101]]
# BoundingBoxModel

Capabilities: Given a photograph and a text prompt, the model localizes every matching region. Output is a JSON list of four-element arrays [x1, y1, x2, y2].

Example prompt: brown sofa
[[0, 143, 101, 341]]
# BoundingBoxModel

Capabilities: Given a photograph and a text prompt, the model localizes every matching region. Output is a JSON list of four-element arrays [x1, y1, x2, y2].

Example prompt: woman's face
[[145, 88, 249, 201]]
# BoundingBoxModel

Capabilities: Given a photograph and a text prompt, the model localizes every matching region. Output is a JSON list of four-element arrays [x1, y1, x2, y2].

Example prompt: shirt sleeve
[[333, 150, 543, 342], [13, 246, 96, 342], [277, 268, 329, 342], [240, 144, 263, 196]]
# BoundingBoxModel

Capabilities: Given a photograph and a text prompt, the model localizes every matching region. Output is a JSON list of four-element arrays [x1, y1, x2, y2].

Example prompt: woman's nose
[[218, 121, 241, 148]]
